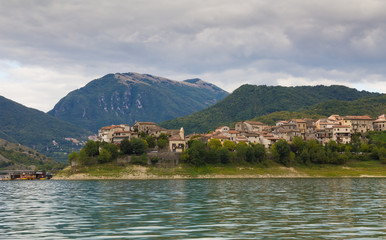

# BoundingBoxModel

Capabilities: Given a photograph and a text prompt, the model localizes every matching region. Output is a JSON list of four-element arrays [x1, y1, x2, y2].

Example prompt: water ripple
[[0, 179, 385, 239]]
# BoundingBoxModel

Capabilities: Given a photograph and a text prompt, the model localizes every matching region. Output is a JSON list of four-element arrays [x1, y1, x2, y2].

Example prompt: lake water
[[0, 178, 385, 239]]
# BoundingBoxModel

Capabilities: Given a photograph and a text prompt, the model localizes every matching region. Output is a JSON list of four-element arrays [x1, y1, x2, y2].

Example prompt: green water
[[1, 178, 385, 239]]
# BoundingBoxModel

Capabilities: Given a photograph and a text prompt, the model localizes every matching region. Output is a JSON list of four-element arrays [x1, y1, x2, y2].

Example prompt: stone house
[[241, 132, 260, 144], [373, 114, 386, 131], [224, 130, 239, 142], [112, 131, 137, 143], [168, 127, 186, 153], [274, 129, 301, 142], [133, 122, 166, 135], [332, 125, 351, 144], [342, 115, 374, 134], [98, 124, 130, 142], [235, 121, 264, 132], [215, 126, 230, 133]]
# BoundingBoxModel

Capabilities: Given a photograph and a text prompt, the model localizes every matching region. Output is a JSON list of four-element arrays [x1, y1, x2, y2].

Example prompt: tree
[[299, 149, 310, 165], [207, 139, 222, 150], [271, 139, 292, 166], [326, 140, 339, 152], [157, 139, 168, 149], [185, 140, 207, 166], [305, 140, 327, 164], [146, 136, 156, 148], [360, 143, 370, 153], [101, 143, 119, 161], [131, 138, 148, 155], [246, 146, 255, 163], [77, 148, 92, 166], [219, 147, 231, 164], [291, 136, 305, 154], [236, 142, 248, 162], [98, 148, 112, 163], [157, 133, 169, 149], [253, 144, 266, 163], [206, 148, 220, 164], [223, 140, 236, 151], [84, 140, 99, 157], [120, 138, 132, 155], [68, 151, 78, 164], [158, 133, 169, 141], [138, 131, 147, 138]]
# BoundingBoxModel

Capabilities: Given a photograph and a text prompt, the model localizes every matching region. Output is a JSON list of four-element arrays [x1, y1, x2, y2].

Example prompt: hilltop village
[[97, 114, 386, 153]]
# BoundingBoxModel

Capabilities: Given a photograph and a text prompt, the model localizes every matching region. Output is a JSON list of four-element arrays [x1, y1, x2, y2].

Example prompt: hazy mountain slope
[[0, 96, 91, 161], [159, 84, 380, 133], [48, 73, 228, 132]]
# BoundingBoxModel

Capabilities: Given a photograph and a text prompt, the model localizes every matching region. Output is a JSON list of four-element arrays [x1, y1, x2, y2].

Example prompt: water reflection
[[0, 179, 385, 239]]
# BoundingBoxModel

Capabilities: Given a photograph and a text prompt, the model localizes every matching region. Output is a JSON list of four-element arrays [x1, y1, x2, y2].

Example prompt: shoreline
[[53, 164, 386, 180], [53, 175, 386, 180]]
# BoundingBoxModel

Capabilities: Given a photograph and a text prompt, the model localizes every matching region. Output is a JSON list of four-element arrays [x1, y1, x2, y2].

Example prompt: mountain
[[0, 138, 65, 171], [0, 96, 91, 162], [159, 84, 381, 133], [48, 73, 228, 132]]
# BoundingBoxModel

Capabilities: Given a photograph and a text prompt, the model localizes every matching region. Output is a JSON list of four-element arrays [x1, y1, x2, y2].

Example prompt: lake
[[0, 178, 385, 239]]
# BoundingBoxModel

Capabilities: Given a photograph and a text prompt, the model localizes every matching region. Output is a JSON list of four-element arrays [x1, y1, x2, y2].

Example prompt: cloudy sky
[[1, 0, 386, 112]]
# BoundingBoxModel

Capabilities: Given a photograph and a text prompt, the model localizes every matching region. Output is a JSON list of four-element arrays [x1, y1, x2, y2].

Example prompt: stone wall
[[117, 151, 180, 168]]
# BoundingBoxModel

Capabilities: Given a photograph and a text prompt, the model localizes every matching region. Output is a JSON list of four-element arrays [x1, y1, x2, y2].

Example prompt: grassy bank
[[54, 160, 386, 180]]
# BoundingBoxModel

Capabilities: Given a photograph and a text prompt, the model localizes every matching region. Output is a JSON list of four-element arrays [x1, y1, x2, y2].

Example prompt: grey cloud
[[0, 0, 385, 111]]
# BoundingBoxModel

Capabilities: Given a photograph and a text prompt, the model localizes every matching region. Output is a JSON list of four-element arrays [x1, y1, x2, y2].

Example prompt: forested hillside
[[0, 139, 65, 171], [160, 84, 380, 133], [0, 96, 91, 161]]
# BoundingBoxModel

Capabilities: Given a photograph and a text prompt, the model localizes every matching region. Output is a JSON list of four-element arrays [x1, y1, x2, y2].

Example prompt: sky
[[1, 0, 386, 112]]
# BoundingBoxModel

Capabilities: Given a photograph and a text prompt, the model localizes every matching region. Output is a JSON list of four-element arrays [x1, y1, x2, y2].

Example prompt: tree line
[[181, 132, 386, 167], [69, 131, 386, 167]]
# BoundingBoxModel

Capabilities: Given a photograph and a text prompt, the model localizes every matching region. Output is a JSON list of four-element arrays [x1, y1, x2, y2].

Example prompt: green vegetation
[[48, 73, 228, 132], [0, 95, 91, 162], [179, 132, 386, 168], [301, 95, 386, 117], [160, 84, 380, 134], [0, 139, 65, 172]]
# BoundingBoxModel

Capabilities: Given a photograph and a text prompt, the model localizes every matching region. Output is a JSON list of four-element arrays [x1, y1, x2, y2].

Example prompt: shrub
[[131, 154, 148, 166]]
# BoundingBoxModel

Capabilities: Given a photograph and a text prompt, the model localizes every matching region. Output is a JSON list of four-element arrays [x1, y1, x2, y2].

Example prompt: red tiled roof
[[244, 121, 264, 125], [343, 115, 373, 120], [294, 119, 306, 123], [170, 137, 185, 141], [374, 118, 386, 122], [101, 125, 124, 130], [134, 122, 157, 125], [333, 125, 350, 128], [213, 135, 230, 139]]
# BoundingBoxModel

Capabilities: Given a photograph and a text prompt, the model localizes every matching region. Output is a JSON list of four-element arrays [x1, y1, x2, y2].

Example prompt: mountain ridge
[[48, 72, 229, 132]]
